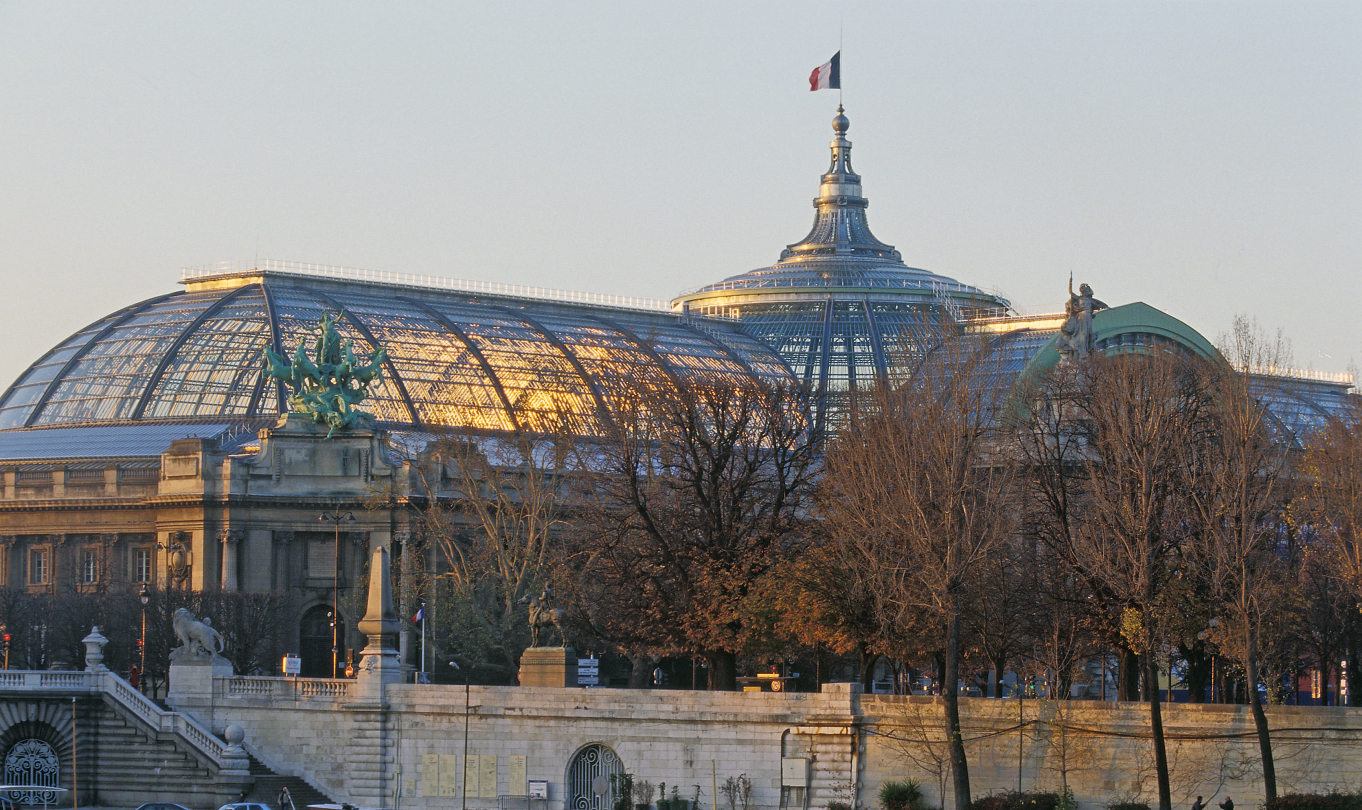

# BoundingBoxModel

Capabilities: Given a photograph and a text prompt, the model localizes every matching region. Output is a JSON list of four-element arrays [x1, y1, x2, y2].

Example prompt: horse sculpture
[[519, 593, 566, 647]]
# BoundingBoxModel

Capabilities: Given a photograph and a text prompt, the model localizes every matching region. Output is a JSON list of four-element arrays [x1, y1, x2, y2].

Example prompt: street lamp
[[139, 586, 150, 692], [452, 661, 469, 810], [319, 510, 357, 678]]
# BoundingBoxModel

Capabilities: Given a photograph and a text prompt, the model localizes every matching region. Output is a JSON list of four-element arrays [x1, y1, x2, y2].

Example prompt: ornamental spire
[[777, 106, 902, 265]]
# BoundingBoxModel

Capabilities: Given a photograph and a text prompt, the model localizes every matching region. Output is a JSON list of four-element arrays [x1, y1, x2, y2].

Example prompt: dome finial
[[832, 105, 849, 135]]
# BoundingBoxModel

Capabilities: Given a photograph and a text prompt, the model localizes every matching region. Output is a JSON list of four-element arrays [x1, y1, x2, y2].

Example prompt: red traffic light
[[2, 634, 10, 643]]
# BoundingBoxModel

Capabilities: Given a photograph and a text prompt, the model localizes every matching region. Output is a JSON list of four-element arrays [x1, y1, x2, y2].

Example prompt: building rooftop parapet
[[1246, 365, 1354, 387], [182, 259, 672, 314]]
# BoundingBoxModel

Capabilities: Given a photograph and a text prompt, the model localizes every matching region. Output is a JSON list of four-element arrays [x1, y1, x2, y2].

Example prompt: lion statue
[[172, 608, 225, 659]]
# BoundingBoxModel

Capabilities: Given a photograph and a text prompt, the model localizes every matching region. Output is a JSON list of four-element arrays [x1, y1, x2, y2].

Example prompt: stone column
[[0, 536, 13, 588], [272, 530, 294, 591], [220, 531, 240, 592]]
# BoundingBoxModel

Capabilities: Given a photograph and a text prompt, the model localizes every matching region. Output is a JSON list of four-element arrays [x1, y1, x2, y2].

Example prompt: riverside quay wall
[[172, 675, 1362, 810]]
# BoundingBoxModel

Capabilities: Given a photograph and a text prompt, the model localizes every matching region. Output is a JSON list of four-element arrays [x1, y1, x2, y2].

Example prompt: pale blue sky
[[2, 1, 1358, 391]]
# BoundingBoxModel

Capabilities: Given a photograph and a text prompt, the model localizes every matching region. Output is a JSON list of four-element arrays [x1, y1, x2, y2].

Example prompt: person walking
[[278, 785, 293, 810], [1219, 797, 1234, 810], [1192, 797, 1205, 810]]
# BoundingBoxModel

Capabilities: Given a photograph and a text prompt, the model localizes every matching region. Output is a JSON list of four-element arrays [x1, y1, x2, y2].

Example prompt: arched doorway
[[299, 604, 344, 678], [567, 744, 623, 810], [4, 739, 59, 804]]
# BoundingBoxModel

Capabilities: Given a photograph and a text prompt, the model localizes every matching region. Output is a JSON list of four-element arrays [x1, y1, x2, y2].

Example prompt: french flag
[[809, 51, 840, 91], [412, 604, 424, 625]]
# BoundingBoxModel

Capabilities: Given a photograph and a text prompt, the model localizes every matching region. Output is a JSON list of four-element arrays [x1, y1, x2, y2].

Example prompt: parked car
[[136, 803, 193, 810], [218, 803, 275, 810]]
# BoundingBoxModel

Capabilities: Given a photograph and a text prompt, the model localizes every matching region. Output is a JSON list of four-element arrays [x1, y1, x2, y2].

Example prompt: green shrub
[[968, 791, 1059, 810], [828, 803, 854, 810], [1267, 794, 1362, 810], [881, 781, 925, 810], [1106, 802, 1151, 810]]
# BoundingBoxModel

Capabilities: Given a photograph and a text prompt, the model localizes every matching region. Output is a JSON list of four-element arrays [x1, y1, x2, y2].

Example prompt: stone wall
[[188, 679, 1362, 810], [860, 695, 1362, 810]]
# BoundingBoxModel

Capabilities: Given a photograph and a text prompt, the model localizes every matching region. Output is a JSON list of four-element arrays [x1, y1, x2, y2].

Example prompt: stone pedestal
[[167, 653, 233, 722], [519, 647, 577, 687]]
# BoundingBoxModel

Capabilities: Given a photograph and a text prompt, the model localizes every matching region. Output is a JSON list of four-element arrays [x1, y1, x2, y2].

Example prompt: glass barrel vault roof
[[0, 269, 795, 436]]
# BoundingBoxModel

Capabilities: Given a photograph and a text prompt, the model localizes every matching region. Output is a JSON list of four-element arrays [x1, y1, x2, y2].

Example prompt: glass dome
[[0, 264, 794, 438], [672, 107, 1011, 429]]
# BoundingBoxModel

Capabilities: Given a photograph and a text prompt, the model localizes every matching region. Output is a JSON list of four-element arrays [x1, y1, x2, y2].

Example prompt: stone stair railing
[[0, 669, 232, 769]]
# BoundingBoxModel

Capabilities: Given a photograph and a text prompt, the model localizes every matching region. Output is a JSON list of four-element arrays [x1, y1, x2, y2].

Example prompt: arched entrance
[[4, 739, 59, 804], [567, 744, 623, 810], [299, 603, 344, 678]]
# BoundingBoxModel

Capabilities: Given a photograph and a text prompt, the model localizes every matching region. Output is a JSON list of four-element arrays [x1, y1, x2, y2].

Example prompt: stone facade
[[0, 414, 443, 678]]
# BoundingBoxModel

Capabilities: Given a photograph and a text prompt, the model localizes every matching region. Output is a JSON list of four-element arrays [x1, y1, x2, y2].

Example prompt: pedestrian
[[278, 785, 293, 810], [1220, 797, 1234, 810], [1192, 797, 1205, 810]]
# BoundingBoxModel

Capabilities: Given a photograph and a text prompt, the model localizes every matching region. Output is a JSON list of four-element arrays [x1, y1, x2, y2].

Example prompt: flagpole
[[839, 15, 844, 106]]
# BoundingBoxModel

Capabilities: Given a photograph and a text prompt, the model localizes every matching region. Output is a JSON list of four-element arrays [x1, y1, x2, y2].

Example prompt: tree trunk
[[1146, 650, 1172, 810], [708, 650, 737, 691], [1246, 628, 1278, 803], [627, 654, 654, 689], [993, 658, 1006, 699], [860, 646, 879, 692], [944, 610, 971, 810], [1117, 645, 1140, 702]]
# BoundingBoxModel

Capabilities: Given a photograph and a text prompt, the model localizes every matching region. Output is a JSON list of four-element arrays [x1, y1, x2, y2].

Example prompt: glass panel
[[33, 292, 216, 424], [141, 288, 274, 419]]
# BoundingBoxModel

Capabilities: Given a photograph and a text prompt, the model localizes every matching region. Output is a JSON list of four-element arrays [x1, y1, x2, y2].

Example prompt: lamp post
[[320, 510, 357, 678], [139, 586, 149, 692], [452, 661, 469, 810]]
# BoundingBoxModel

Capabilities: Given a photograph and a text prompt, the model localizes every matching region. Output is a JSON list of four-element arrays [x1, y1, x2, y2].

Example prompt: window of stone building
[[134, 548, 152, 584], [81, 548, 98, 584], [28, 548, 47, 585]]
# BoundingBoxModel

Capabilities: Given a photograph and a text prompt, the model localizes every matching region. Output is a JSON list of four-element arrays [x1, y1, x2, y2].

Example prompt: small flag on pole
[[809, 51, 840, 91], [412, 604, 424, 625]]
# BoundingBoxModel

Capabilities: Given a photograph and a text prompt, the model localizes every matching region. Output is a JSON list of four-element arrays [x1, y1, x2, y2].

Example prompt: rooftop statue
[[264, 311, 387, 437], [1057, 277, 1107, 361]]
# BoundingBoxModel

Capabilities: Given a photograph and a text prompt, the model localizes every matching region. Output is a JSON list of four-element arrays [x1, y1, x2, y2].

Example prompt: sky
[[1, 1, 1358, 392]]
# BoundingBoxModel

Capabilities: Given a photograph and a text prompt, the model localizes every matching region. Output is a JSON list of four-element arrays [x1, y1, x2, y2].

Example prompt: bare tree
[[1019, 349, 1215, 810], [561, 378, 820, 690], [1184, 317, 1299, 802], [397, 425, 574, 680], [1302, 386, 1362, 594], [822, 331, 1016, 810]]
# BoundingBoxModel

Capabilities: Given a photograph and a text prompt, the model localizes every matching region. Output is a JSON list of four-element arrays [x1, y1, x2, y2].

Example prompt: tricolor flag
[[809, 51, 840, 91], [412, 604, 424, 625]]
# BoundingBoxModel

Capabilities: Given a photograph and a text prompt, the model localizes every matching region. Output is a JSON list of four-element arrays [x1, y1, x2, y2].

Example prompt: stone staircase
[[87, 697, 221, 808], [240, 752, 334, 809]]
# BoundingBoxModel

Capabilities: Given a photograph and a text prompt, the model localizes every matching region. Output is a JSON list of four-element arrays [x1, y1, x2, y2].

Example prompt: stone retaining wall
[[188, 680, 1362, 810]]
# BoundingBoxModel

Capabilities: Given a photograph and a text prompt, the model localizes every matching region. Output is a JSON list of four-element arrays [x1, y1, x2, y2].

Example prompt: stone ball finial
[[832, 105, 849, 135], [224, 724, 245, 745]]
